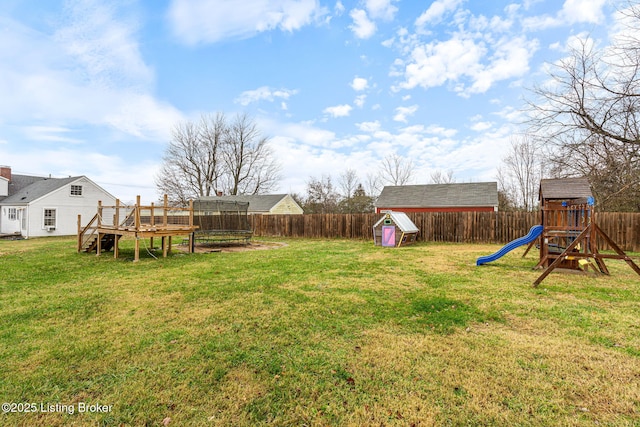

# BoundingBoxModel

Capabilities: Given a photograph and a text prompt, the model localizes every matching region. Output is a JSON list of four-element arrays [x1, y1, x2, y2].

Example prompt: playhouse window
[[70, 185, 83, 196], [43, 209, 56, 227]]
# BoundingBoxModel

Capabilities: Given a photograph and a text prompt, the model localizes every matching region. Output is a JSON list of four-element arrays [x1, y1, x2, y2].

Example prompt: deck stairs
[[81, 233, 116, 253]]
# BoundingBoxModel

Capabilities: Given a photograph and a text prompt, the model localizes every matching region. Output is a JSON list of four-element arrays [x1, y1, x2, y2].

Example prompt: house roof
[[374, 211, 419, 233], [0, 175, 84, 205], [207, 194, 294, 213], [539, 177, 593, 201], [375, 182, 499, 208]]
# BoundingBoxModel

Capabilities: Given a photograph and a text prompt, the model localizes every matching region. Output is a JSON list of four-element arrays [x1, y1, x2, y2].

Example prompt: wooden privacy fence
[[249, 211, 640, 252]]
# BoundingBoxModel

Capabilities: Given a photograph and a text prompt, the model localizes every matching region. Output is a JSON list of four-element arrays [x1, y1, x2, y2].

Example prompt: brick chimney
[[0, 166, 10, 182]]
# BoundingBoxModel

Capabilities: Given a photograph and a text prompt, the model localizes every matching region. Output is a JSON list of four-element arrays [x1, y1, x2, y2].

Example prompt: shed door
[[382, 226, 396, 247]]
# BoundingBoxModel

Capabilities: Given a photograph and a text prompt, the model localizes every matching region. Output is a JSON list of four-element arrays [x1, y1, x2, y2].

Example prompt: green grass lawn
[[1, 236, 639, 426]]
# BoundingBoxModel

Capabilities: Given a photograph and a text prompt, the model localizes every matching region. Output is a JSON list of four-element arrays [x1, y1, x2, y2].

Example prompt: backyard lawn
[[0, 236, 639, 426]]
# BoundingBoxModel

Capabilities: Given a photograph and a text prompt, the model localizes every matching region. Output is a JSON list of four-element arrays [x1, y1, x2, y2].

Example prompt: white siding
[[0, 177, 8, 197], [1, 206, 22, 234], [270, 195, 304, 214], [24, 177, 116, 238]]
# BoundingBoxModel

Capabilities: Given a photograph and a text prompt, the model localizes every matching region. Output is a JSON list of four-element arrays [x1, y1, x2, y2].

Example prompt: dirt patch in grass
[[177, 241, 288, 254]]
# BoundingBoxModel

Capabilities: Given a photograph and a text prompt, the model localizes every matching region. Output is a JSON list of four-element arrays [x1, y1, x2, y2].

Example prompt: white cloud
[[393, 105, 419, 123], [323, 104, 353, 118], [55, 0, 153, 88], [0, 1, 183, 142], [415, 0, 463, 28], [23, 126, 83, 144], [470, 121, 493, 132], [351, 76, 369, 91], [396, 37, 485, 91], [349, 9, 376, 39], [357, 120, 381, 132], [235, 86, 298, 106], [393, 4, 539, 96], [167, 0, 326, 45], [354, 95, 367, 108], [467, 36, 537, 95], [560, 0, 606, 24], [523, 0, 607, 30], [365, 0, 398, 21]]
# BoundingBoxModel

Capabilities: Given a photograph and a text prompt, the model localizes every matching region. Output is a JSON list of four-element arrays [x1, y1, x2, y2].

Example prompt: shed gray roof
[[0, 175, 83, 205], [197, 194, 291, 213], [375, 182, 499, 208], [539, 178, 593, 201]]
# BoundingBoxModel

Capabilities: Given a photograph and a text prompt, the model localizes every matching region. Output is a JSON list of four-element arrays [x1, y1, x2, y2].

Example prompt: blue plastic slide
[[476, 225, 544, 266]]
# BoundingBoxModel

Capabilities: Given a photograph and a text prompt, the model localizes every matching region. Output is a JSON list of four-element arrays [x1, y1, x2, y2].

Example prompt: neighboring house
[[375, 182, 499, 213], [211, 194, 304, 215], [0, 166, 117, 238]]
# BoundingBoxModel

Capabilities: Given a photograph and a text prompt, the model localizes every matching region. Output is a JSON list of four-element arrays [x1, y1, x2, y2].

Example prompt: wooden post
[[163, 194, 168, 226], [134, 235, 140, 262], [150, 202, 155, 249], [135, 195, 141, 229], [134, 196, 141, 262], [77, 214, 82, 252], [114, 199, 120, 259], [96, 201, 102, 257], [114, 199, 120, 226], [189, 199, 194, 253]]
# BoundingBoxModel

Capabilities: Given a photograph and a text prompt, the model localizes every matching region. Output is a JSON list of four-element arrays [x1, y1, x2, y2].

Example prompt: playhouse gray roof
[[374, 211, 419, 233], [376, 182, 499, 208], [539, 177, 593, 201], [0, 174, 83, 205], [198, 194, 290, 213]]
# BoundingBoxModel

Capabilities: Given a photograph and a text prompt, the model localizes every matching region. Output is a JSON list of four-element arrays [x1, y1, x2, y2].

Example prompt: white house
[[210, 194, 304, 215], [0, 166, 117, 238]]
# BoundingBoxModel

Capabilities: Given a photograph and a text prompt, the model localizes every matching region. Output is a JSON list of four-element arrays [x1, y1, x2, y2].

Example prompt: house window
[[43, 209, 56, 228], [70, 185, 83, 196], [8, 208, 17, 220]]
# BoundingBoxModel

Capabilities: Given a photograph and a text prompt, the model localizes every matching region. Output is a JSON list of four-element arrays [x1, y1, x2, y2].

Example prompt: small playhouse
[[373, 210, 419, 247]]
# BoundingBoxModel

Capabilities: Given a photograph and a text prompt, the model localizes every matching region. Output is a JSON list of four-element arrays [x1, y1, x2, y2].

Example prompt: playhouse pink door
[[382, 226, 396, 247]]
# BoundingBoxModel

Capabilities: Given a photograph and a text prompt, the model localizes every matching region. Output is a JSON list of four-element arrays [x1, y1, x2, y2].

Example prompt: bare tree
[[429, 169, 456, 184], [156, 113, 281, 204], [222, 113, 281, 195], [525, 2, 640, 210], [156, 114, 226, 205], [303, 175, 340, 213], [338, 169, 359, 199], [496, 135, 547, 211], [378, 154, 415, 186]]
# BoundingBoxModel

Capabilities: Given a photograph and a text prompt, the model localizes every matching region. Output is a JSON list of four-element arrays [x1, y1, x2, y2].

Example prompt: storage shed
[[372, 210, 419, 247], [375, 182, 498, 213]]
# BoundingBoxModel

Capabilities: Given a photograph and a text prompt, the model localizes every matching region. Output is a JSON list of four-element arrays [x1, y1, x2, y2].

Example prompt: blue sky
[[0, 0, 622, 203]]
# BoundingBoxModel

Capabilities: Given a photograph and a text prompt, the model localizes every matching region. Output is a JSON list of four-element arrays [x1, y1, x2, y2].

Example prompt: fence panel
[[248, 211, 639, 251]]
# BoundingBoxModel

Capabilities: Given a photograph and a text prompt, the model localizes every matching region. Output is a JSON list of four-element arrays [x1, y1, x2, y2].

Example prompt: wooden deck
[[78, 195, 198, 261]]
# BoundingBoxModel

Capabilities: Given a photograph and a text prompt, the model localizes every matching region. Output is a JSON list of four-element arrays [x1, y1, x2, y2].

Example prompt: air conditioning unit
[[45, 226, 56, 231]]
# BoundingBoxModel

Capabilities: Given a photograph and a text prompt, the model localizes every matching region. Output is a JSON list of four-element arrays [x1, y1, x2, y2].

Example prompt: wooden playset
[[530, 178, 640, 286]]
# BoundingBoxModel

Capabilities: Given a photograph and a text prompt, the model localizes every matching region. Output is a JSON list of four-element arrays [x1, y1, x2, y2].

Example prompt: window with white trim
[[8, 208, 17, 220], [43, 209, 56, 228], [70, 185, 83, 196]]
